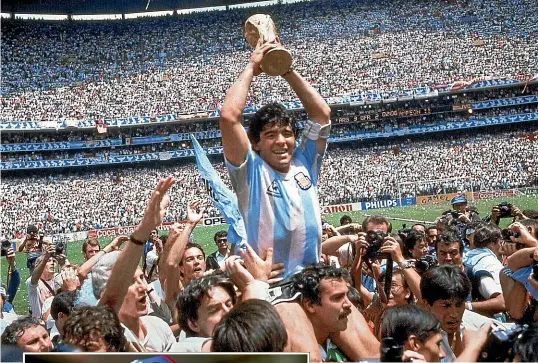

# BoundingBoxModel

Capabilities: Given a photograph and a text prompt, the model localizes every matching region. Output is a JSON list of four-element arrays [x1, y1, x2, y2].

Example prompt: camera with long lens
[[1, 239, 11, 257], [496, 202, 513, 218], [364, 231, 389, 259], [414, 255, 438, 275], [478, 323, 528, 362]]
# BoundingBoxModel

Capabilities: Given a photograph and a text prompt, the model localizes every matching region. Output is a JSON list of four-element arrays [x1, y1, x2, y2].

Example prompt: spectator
[[205, 231, 230, 271]]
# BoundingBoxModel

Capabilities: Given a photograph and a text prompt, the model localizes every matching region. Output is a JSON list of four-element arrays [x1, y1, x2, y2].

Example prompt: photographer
[[449, 196, 482, 237], [18, 225, 45, 273]]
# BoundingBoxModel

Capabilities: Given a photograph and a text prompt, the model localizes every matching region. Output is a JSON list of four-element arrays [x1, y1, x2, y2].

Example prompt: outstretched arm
[[99, 177, 175, 312], [220, 40, 279, 167]]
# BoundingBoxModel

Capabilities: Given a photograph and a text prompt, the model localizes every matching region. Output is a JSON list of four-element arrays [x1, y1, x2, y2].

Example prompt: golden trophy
[[244, 14, 292, 77]]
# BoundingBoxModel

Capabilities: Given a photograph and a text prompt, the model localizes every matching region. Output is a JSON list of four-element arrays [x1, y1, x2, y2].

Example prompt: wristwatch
[[398, 260, 412, 270]]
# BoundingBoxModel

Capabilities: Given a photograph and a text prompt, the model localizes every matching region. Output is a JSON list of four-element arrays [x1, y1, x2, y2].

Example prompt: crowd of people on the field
[[2, 0, 537, 122]]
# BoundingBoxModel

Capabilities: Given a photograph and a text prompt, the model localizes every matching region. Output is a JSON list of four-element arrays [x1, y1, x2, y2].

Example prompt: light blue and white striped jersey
[[226, 138, 323, 278]]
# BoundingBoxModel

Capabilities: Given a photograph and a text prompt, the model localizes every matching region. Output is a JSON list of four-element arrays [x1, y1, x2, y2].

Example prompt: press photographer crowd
[[2, 0, 538, 361]]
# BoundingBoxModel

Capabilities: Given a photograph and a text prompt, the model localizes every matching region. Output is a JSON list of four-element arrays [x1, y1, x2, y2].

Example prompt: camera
[[501, 228, 520, 241], [414, 255, 438, 275], [364, 230, 389, 259], [54, 241, 66, 256], [496, 202, 513, 218], [478, 323, 528, 362], [397, 224, 412, 241], [1, 239, 11, 257], [450, 211, 462, 219]]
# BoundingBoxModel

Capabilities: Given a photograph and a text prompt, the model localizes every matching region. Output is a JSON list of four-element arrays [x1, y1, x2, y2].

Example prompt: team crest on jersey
[[294, 172, 312, 190], [267, 180, 282, 197]]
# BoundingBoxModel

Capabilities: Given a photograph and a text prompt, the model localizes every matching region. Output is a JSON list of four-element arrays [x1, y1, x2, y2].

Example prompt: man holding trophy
[[219, 14, 379, 361]]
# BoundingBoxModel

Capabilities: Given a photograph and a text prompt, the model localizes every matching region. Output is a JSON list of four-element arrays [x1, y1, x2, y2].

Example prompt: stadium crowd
[[1, 126, 536, 237], [1, 0, 537, 122], [2, 0, 538, 361]]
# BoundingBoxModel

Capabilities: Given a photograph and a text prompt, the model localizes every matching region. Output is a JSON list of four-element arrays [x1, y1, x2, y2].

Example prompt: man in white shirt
[[26, 244, 57, 318]]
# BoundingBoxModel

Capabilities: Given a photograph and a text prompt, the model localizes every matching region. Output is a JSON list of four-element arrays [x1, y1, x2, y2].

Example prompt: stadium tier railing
[[2, 112, 537, 170]]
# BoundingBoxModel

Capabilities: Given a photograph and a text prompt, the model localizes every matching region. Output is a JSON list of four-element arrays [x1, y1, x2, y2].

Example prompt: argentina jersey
[[226, 138, 323, 278]]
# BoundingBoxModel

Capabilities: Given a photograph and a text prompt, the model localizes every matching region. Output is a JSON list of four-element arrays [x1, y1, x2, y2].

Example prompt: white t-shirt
[[145, 251, 159, 282], [122, 315, 175, 352], [26, 277, 56, 318], [169, 337, 212, 352]]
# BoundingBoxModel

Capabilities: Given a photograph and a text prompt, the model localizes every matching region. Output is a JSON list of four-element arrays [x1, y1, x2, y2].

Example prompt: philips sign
[[361, 197, 415, 210]]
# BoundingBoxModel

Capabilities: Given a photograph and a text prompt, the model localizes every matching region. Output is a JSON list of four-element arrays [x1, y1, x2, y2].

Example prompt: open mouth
[[445, 321, 459, 329]]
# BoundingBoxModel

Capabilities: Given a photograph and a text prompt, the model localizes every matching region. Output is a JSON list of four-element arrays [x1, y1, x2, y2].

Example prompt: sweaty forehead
[[261, 122, 292, 133]]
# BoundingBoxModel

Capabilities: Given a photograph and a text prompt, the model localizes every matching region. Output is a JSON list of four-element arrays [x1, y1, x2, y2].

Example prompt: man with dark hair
[[172, 274, 237, 352], [219, 39, 376, 361], [293, 263, 353, 361], [420, 265, 491, 362], [340, 215, 352, 227], [463, 223, 506, 318], [81, 238, 101, 261], [206, 231, 229, 271], [426, 226, 438, 254], [435, 231, 464, 268], [49, 290, 76, 346], [361, 215, 392, 234], [403, 230, 428, 260], [212, 299, 287, 352], [62, 305, 127, 352], [26, 243, 58, 318], [180, 242, 207, 286], [18, 225, 44, 273], [1, 316, 51, 352]]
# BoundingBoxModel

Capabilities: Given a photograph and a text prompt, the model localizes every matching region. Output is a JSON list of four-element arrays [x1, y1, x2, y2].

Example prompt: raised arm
[[77, 236, 128, 281], [99, 177, 175, 311], [30, 244, 55, 285], [160, 201, 204, 321], [219, 40, 279, 167], [282, 69, 331, 154]]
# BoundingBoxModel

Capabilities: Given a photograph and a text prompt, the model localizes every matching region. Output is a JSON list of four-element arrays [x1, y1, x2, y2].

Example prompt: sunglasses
[[217, 239, 228, 243]]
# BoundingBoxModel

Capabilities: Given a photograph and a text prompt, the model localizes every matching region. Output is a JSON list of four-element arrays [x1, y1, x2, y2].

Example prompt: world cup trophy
[[244, 14, 292, 77]]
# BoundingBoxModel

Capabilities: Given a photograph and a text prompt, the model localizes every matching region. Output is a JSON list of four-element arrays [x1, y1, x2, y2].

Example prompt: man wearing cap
[[450, 195, 481, 238]]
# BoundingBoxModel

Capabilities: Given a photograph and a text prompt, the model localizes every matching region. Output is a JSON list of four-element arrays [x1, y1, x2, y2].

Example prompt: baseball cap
[[450, 195, 467, 205]]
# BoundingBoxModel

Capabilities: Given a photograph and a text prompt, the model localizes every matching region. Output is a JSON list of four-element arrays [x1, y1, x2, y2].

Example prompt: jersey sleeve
[[294, 137, 323, 185]]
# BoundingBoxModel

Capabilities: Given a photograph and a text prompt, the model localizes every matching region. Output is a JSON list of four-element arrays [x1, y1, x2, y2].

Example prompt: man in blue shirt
[[220, 39, 378, 361]]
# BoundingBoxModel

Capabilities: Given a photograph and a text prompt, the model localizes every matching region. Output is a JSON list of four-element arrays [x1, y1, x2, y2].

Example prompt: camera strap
[[40, 278, 56, 296]]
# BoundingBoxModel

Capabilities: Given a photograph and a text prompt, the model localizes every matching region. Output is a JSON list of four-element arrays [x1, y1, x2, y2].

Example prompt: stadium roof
[[1, 0, 279, 15]]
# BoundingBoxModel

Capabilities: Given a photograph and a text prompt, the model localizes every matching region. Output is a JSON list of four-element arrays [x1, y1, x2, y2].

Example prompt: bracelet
[[466, 301, 473, 311], [129, 235, 145, 246]]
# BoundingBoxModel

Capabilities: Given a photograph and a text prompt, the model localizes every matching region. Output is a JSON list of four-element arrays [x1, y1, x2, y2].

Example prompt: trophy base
[[261, 47, 292, 77]]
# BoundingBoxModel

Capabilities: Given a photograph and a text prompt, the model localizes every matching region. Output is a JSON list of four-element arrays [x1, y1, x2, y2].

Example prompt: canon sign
[[321, 203, 362, 214]]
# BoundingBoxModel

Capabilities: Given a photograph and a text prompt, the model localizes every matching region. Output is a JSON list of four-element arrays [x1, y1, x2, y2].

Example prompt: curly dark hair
[[177, 274, 237, 337], [62, 305, 127, 352], [179, 242, 206, 266], [247, 102, 296, 144], [1, 316, 45, 346], [293, 263, 351, 305]]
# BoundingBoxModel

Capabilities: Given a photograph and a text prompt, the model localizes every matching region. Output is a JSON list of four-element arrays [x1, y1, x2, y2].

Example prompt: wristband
[[466, 301, 473, 311], [318, 120, 332, 139], [129, 235, 145, 246]]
